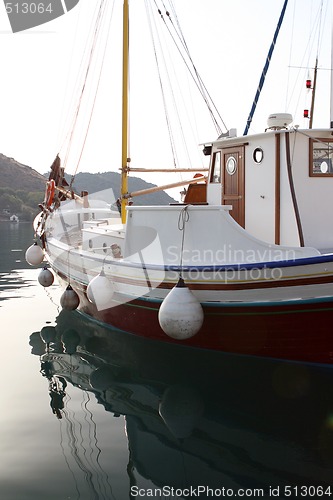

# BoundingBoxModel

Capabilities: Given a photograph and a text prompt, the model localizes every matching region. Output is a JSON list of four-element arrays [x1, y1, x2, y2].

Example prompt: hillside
[[0, 154, 47, 220], [0, 154, 46, 191], [0, 154, 176, 220], [69, 171, 176, 206]]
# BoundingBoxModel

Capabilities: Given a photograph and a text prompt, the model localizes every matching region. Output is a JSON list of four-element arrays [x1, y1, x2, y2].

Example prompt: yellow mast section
[[121, 0, 129, 223]]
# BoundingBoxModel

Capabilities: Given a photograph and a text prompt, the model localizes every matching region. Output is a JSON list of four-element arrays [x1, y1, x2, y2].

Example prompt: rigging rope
[[64, 1, 104, 165], [70, 0, 115, 188], [145, 0, 179, 168], [146, 0, 208, 171], [153, 0, 226, 136], [58, 0, 113, 189], [243, 0, 289, 135], [148, 0, 195, 169], [59, 0, 225, 188], [167, 0, 227, 134], [178, 205, 190, 274], [285, 0, 329, 125]]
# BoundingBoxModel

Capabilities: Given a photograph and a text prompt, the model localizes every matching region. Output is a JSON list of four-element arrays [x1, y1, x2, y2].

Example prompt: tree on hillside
[[16, 189, 31, 204], [0, 187, 16, 196], [27, 191, 44, 207], [0, 193, 22, 212]]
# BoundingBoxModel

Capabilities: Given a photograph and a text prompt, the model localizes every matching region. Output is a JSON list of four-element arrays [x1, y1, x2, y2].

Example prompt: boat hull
[[60, 272, 333, 365], [40, 205, 333, 365]]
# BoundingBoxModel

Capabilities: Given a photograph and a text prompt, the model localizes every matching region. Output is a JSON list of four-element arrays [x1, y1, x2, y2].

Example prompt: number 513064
[[5, 3, 53, 14]]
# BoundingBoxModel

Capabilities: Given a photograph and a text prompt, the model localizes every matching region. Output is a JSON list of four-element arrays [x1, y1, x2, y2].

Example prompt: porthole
[[88, 239, 93, 249], [226, 156, 237, 175], [103, 243, 108, 254], [253, 147, 264, 164]]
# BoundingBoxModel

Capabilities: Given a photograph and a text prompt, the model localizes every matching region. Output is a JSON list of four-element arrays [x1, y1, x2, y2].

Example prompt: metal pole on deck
[[121, 0, 129, 223], [331, 0, 333, 128]]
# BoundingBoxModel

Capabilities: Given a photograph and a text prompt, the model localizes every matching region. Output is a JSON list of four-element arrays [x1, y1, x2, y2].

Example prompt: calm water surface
[[1, 221, 333, 499]]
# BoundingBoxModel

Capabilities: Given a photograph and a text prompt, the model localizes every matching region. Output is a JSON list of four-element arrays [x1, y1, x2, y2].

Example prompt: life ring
[[44, 179, 55, 208]]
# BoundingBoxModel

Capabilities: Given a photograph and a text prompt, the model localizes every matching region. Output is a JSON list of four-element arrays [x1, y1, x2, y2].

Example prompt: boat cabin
[[60, 115, 333, 266], [202, 115, 333, 251]]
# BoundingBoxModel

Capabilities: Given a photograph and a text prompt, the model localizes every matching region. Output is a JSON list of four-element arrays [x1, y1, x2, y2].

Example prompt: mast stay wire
[[146, 0, 202, 171], [60, 1, 104, 167], [58, 0, 225, 186], [285, 0, 329, 121], [59, 0, 113, 186], [144, 0, 179, 168], [70, 0, 115, 187], [160, 0, 219, 160], [153, 0, 226, 136], [285, 0, 297, 114], [167, 0, 227, 135]]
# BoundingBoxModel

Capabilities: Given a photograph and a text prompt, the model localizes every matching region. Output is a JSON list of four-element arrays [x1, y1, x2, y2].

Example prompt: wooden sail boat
[[29, 0, 333, 365]]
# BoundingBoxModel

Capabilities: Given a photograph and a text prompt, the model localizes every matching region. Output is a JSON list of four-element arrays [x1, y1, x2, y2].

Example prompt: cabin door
[[221, 146, 245, 227]]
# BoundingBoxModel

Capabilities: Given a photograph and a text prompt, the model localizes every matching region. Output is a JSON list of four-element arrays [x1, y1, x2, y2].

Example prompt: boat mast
[[121, 0, 129, 223], [309, 57, 318, 129], [243, 0, 288, 135], [331, 0, 333, 127]]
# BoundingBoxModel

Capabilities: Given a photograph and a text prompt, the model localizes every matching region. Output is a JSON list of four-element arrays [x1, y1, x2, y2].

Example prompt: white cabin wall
[[209, 130, 333, 251], [289, 130, 333, 250], [242, 132, 305, 248], [244, 135, 276, 244], [206, 182, 221, 204]]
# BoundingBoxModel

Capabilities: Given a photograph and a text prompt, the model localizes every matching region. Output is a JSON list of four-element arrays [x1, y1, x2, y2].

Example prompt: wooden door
[[222, 146, 245, 227]]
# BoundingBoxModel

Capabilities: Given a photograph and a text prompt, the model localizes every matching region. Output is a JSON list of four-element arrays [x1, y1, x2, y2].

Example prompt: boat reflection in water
[[30, 311, 333, 493]]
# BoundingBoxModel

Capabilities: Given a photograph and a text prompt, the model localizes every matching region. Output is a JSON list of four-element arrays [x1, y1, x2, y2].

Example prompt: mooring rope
[[177, 205, 190, 275]]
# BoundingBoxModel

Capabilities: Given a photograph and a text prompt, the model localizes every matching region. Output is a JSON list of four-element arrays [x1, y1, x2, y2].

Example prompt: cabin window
[[210, 151, 221, 183], [253, 147, 264, 163], [309, 138, 333, 176], [226, 156, 237, 175]]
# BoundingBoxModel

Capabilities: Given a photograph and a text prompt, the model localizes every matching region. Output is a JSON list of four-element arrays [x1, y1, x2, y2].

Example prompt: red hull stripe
[[54, 271, 333, 364]]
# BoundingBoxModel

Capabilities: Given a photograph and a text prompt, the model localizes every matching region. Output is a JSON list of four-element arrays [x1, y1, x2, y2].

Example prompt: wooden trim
[[217, 142, 249, 150], [209, 151, 221, 183], [309, 137, 333, 177], [275, 133, 281, 244], [126, 168, 209, 173], [125, 176, 207, 198], [221, 146, 245, 227], [285, 132, 304, 247]]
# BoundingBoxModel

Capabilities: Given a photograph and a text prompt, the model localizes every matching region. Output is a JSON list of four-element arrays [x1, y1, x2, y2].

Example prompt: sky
[[0, 0, 332, 198]]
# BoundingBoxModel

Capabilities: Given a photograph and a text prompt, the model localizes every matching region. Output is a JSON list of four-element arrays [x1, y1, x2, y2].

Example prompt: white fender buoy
[[159, 384, 204, 439], [87, 270, 114, 311], [158, 277, 204, 339], [38, 267, 54, 287], [25, 242, 44, 266], [60, 285, 80, 310]]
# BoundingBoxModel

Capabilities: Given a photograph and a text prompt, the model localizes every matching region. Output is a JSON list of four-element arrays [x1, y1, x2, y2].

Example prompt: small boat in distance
[[30, 0, 333, 365]]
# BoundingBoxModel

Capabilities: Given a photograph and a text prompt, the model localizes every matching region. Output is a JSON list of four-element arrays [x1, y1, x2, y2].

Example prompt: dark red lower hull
[[74, 288, 333, 365]]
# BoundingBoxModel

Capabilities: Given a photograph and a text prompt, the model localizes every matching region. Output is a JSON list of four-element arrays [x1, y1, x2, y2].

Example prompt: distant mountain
[[0, 154, 46, 191], [0, 153, 176, 221], [68, 171, 176, 205]]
